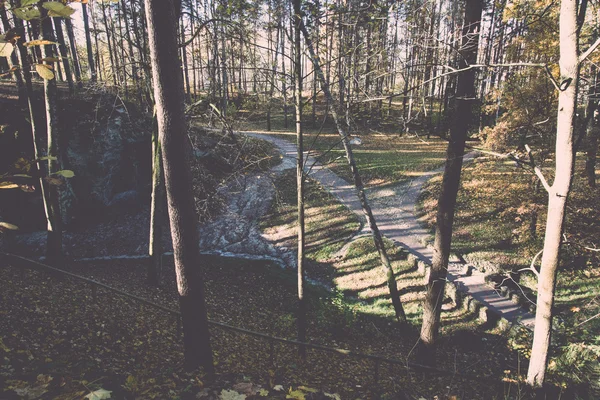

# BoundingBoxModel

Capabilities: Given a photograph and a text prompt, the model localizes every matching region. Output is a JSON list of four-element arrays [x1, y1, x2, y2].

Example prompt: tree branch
[[517, 249, 543, 278], [525, 144, 551, 193], [178, 18, 235, 48], [579, 37, 600, 64]]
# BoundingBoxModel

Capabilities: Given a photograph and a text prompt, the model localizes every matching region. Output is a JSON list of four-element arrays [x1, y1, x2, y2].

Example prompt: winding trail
[[244, 130, 534, 328]]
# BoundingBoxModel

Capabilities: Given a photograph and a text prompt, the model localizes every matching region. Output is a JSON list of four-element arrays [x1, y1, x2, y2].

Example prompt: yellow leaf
[[286, 390, 305, 400], [42, 2, 76, 17], [0, 181, 19, 189], [24, 39, 56, 47], [298, 386, 318, 393], [0, 39, 14, 58], [0, 222, 19, 230], [36, 64, 54, 80]]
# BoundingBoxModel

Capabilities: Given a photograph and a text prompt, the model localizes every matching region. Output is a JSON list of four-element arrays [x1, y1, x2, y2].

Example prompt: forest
[[0, 0, 599, 398]]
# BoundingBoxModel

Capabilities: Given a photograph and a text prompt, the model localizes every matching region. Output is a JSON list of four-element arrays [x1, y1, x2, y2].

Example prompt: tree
[[299, 13, 407, 323], [64, 18, 83, 88], [292, 0, 306, 358], [526, 0, 589, 387], [144, 0, 214, 374], [419, 0, 483, 364], [52, 16, 74, 94], [40, 1, 64, 264], [148, 118, 163, 287]]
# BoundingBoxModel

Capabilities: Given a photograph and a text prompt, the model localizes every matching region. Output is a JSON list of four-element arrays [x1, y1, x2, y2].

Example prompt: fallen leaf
[[219, 389, 246, 400], [85, 388, 112, 399]]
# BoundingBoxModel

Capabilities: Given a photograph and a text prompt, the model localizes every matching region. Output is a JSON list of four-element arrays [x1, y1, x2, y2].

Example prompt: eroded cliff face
[[0, 89, 153, 231]]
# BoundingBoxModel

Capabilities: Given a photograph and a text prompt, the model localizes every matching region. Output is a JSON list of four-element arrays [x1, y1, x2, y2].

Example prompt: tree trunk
[[81, 2, 96, 82], [120, 0, 139, 101], [0, 6, 24, 99], [64, 18, 82, 88], [281, 24, 288, 129], [293, 0, 307, 359], [148, 122, 164, 287], [145, 0, 215, 374], [586, 122, 599, 187], [180, 19, 191, 102], [40, 4, 63, 264], [90, 0, 103, 82], [527, 0, 580, 387], [266, 9, 280, 132], [10, 9, 33, 96], [300, 17, 407, 323], [53, 17, 74, 94], [311, 0, 319, 129], [101, 2, 118, 86], [419, 0, 483, 365], [8, 5, 52, 266]]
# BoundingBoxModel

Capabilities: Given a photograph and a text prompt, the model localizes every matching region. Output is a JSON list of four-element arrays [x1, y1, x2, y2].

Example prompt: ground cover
[[0, 256, 522, 399], [418, 156, 600, 391]]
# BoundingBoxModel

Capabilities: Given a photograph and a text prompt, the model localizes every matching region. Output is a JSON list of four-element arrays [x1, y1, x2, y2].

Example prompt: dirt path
[[245, 130, 534, 328]]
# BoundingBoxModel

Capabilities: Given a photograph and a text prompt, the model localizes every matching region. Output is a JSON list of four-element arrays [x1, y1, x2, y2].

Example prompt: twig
[[525, 144, 551, 193], [575, 311, 600, 327], [579, 37, 600, 64], [516, 249, 543, 279]]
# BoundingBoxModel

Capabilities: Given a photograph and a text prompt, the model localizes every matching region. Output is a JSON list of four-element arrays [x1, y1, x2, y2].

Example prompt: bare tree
[[292, 0, 307, 358], [300, 15, 407, 323], [419, 0, 483, 364], [40, 2, 63, 264], [526, 0, 589, 387]]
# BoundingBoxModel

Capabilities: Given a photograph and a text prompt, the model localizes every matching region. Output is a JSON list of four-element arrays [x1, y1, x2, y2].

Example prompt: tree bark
[[53, 17, 74, 94], [180, 18, 191, 101], [145, 0, 214, 374], [120, 0, 139, 100], [101, 2, 118, 86], [81, 2, 96, 82], [527, 0, 580, 387], [419, 0, 483, 365], [40, 4, 63, 264], [281, 23, 288, 129], [148, 122, 164, 287], [586, 122, 599, 187], [64, 18, 82, 88]]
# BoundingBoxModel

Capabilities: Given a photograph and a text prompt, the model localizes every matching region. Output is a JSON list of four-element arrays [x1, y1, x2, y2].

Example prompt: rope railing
[[1, 252, 502, 386]]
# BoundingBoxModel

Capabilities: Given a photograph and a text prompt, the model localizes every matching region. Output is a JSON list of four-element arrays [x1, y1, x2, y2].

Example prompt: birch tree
[[526, 0, 594, 387]]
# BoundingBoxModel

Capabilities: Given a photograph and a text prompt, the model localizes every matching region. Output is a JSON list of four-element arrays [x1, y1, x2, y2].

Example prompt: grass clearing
[[260, 169, 361, 282], [419, 156, 600, 275], [262, 171, 496, 331], [238, 113, 448, 188]]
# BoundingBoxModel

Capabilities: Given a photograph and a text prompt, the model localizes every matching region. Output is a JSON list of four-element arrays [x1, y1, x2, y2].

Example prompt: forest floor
[[1, 254, 525, 399], [1, 90, 596, 397], [1, 123, 531, 399]]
